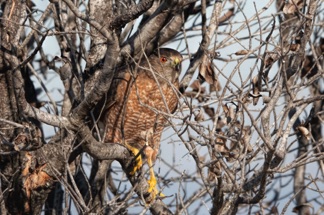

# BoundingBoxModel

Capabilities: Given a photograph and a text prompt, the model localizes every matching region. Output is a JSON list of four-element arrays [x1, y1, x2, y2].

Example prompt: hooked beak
[[172, 57, 181, 71], [169, 57, 182, 83]]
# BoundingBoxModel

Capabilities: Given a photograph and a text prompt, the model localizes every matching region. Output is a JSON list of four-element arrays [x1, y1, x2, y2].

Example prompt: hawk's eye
[[160, 57, 167, 63]]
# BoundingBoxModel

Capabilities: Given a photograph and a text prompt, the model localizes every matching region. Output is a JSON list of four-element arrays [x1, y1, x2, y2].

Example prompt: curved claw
[[147, 174, 157, 193], [146, 156, 164, 200], [129, 155, 142, 175], [146, 175, 164, 204], [125, 142, 164, 202], [125, 142, 143, 175]]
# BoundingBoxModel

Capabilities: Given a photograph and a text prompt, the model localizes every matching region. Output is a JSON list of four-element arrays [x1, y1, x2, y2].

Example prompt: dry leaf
[[208, 161, 222, 181], [252, 76, 260, 105], [14, 134, 28, 151], [203, 106, 215, 118], [228, 106, 236, 122], [289, 43, 300, 51], [30, 101, 46, 108], [297, 126, 311, 140], [292, 203, 312, 214], [216, 117, 227, 130], [265, 51, 280, 68], [194, 108, 205, 122], [235, 50, 249, 55], [190, 80, 201, 92], [222, 104, 238, 124], [242, 92, 252, 104], [241, 126, 253, 153], [301, 55, 318, 79], [199, 55, 222, 92], [188, 80, 206, 99], [222, 104, 229, 115], [270, 205, 279, 215], [262, 95, 271, 104], [283, 0, 304, 15], [215, 131, 227, 146]]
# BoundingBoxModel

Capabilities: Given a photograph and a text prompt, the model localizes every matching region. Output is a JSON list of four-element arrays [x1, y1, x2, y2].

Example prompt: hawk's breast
[[104, 71, 179, 150]]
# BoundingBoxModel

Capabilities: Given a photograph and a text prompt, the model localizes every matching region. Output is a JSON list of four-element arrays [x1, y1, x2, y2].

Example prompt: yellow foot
[[147, 171, 165, 200], [147, 174, 157, 193], [125, 143, 142, 175], [149, 186, 165, 198]]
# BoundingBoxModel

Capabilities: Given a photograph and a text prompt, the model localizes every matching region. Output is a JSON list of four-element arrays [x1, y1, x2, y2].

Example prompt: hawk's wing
[[92, 65, 133, 141]]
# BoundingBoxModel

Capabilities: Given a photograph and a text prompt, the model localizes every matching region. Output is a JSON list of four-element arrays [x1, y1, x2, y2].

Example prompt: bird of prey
[[101, 48, 182, 199]]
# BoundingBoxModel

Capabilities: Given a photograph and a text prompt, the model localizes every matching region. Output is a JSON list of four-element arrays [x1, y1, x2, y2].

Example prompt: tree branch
[[110, 0, 154, 29], [79, 124, 173, 214]]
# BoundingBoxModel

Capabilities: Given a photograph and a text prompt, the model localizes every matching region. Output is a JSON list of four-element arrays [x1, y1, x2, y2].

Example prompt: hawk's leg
[[145, 147, 165, 199], [147, 155, 157, 193], [125, 143, 143, 175]]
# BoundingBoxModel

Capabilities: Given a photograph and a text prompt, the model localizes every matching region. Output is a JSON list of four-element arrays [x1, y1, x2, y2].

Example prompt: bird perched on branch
[[100, 48, 182, 200]]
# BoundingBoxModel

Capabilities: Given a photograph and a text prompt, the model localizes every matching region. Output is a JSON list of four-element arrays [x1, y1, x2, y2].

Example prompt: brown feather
[[102, 48, 182, 163]]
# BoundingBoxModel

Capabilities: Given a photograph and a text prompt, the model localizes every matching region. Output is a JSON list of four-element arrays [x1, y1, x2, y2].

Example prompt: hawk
[[101, 48, 182, 199]]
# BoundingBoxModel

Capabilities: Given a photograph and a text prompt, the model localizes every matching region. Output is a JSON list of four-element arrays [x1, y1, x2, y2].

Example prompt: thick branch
[[120, 0, 178, 60], [180, 1, 223, 90], [79, 124, 173, 214], [71, 34, 119, 124], [110, 0, 154, 29], [61, 0, 113, 40]]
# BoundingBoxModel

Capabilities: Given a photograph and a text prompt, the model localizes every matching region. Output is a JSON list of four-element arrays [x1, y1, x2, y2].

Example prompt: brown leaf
[[23, 163, 51, 212], [235, 50, 249, 55], [26, 0, 36, 9], [292, 204, 312, 214], [241, 126, 253, 153], [265, 51, 280, 68], [216, 117, 227, 130], [223, 104, 236, 123], [208, 161, 222, 181], [14, 133, 28, 146], [301, 55, 318, 79], [209, 83, 220, 92], [199, 55, 221, 92], [289, 43, 300, 51], [194, 108, 205, 122], [30, 101, 46, 108], [203, 106, 215, 118], [283, 0, 304, 14], [251, 76, 260, 105], [297, 126, 311, 140], [228, 106, 236, 122], [242, 92, 252, 104], [270, 205, 279, 215], [265, 57, 274, 68], [190, 80, 201, 92], [222, 104, 229, 115], [215, 131, 227, 146], [225, 125, 253, 162], [190, 79, 206, 95]]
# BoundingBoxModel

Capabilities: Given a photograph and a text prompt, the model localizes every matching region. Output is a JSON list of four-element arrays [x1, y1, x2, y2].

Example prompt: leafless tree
[[0, 0, 323, 214]]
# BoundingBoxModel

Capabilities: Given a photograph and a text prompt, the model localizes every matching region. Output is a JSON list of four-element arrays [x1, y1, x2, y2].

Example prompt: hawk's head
[[147, 48, 183, 83]]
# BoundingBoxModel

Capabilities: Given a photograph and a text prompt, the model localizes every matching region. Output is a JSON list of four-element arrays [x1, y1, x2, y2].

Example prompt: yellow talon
[[147, 156, 165, 199], [147, 171, 156, 193], [147, 176, 165, 198], [125, 142, 165, 201], [125, 142, 142, 175]]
